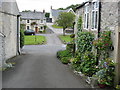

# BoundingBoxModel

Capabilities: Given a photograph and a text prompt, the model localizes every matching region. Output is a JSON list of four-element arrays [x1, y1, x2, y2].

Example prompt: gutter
[[17, 15, 21, 55]]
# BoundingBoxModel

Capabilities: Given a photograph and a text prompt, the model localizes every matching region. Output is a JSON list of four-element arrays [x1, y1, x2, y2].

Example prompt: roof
[[51, 8, 74, 18], [20, 11, 45, 20], [76, 2, 88, 10]]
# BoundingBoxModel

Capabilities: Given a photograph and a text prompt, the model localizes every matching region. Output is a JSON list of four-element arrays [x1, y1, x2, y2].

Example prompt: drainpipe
[[98, 0, 101, 38], [17, 15, 21, 55], [96, 1, 101, 65]]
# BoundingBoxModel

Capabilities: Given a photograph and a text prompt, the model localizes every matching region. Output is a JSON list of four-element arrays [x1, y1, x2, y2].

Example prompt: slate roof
[[51, 9, 71, 18], [20, 11, 45, 20]]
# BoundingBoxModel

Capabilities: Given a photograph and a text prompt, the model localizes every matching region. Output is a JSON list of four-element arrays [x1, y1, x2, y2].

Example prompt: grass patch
[[52, 24, 63, 29], [58, 35, 72, 44], [24, 35, 46, 45]]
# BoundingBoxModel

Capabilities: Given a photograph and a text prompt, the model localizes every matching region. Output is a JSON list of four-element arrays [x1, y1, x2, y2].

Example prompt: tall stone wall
[[0, 1, 19, 67]]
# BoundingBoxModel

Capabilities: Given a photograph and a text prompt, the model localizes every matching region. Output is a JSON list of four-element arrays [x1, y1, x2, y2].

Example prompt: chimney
[[51, 6, 52, 9], [43, 9, 45, 13], [34, 10, 36, 13]]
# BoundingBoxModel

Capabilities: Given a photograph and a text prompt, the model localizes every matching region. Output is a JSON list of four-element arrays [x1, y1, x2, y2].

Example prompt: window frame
[[84, 3, 89, 30], [27, 26, 30, 30], [91, 1, 99, 31], [27, 20, 30, 23]]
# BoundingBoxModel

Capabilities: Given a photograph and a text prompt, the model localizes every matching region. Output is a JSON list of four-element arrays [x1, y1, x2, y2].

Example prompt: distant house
[[50, 6, 75, 23], [75, 0, 120, 85], [0, 0, 20, 68], [20, 10, 46, 33]]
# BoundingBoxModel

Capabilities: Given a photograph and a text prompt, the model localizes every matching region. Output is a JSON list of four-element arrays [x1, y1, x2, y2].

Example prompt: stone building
[[50, 7, 75, 23], [20, 10, 46, 33], [75, 0, 120, 85], [0, 0, 20, 68]]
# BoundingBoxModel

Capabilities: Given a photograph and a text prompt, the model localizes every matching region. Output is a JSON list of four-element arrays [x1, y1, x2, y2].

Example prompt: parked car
[[24, 29, 35, 35]]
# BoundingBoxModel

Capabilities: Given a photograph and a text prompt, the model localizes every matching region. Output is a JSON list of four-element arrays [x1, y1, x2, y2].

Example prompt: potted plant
[[95, 58, 115, 88]]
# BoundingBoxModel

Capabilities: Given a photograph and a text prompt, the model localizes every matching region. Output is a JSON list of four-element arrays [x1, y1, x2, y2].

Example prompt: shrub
[[70, 58, 81, 71], [43, 25, 47, 30], [60, 57, 70, 64], [92, 31, 112, 51], [66, 44, 74, 53], [80, 51, 98, 77], [57, 50, 72, 59], [70, 34, 75, 38], [20, 29, 24, 48]]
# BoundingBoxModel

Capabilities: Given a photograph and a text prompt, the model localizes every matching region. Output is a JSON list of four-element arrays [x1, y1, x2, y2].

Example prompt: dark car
[[24, 29, 35, 35]]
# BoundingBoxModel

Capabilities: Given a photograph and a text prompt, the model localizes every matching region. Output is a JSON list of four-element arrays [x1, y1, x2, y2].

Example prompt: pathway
[[2, 25, 90, 88]]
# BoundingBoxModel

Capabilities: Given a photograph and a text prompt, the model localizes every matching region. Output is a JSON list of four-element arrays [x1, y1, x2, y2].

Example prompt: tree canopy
[[56, 12, 75, 36], [45, 13, 50, 18], [57, 4, 80, 11]]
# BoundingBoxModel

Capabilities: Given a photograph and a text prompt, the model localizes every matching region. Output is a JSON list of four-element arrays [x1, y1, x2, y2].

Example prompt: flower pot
[[98, 84, 106, 88]]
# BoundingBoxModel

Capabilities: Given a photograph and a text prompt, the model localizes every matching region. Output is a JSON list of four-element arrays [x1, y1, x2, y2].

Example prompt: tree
[[57, 8, 65, 10], [57, 4, 80, 12], [45, 13, 50, 18], [56, 12, 75, 36], [65, 4, 80, 11]]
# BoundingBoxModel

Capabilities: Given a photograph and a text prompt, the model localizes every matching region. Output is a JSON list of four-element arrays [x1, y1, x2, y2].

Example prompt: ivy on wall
[[77, 16, 82, 32]]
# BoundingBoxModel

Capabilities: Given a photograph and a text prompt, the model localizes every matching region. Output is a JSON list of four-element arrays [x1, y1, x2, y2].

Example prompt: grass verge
[[24, 35, 46, 45], [58, 35, 72, 44], [52, 24, 63, 29]]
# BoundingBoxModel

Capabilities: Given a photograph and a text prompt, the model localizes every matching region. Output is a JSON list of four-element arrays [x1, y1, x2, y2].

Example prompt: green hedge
[[57, 50, 72, 64], [20, 29, 24, 48]]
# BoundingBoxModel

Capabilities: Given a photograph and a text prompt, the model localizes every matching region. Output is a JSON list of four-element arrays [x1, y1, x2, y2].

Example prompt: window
[[41, 20, 43, 23], [27, 20, 30, 23], [27, 26, 29, 30], [91, 1, 99, 30], [84, 5, 89, 29]]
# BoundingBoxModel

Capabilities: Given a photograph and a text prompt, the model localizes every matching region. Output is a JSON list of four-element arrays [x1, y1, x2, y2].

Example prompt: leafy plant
[[57, 50, 72, 59], [77, 31, 94, 54], [60, 57, 71, 64], [43, 25, 47, 30], [70, 58, 81, 71], [95, 58, 115, 86], [80, 51, 98, 76], [20, 29, 24, 48], [77, 16, 82, 32], [92, 31, 112, 51]]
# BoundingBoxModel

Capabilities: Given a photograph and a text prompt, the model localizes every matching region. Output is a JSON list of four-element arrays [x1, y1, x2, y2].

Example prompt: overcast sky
[[16, 0, 85, 12]]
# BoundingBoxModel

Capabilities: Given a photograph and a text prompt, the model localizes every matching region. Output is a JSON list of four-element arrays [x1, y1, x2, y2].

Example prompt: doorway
[[35, 27, 38, 33]]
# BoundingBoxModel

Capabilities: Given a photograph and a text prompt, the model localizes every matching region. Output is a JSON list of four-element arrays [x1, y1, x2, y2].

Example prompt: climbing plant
[[77, 31, 94, 54], [77, 16, 82, 32]]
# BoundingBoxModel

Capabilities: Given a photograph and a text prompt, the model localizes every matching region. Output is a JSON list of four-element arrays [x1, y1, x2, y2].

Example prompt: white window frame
[[84, 4, 89, 30], [27, 26, 30, 30], [27, 20, 30, 23], [91, 1, 99, 31]]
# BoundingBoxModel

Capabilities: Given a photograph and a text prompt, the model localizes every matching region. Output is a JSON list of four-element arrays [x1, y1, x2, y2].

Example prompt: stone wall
[[75, 0, 120, 85], [0, 1, 19, 67]]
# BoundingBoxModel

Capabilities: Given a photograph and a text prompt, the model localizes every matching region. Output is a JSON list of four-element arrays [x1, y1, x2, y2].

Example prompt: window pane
[[27, 20, 29, 23], [92, 11, 95, 29], [84, 14, 86, 28], [87, 13, 89, 29], [95, 11, 98, 29], [27, 26, 29, 30]]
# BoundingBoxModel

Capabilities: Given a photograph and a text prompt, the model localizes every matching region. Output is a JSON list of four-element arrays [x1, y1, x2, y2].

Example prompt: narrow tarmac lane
[[3, 29, 90, 88]]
